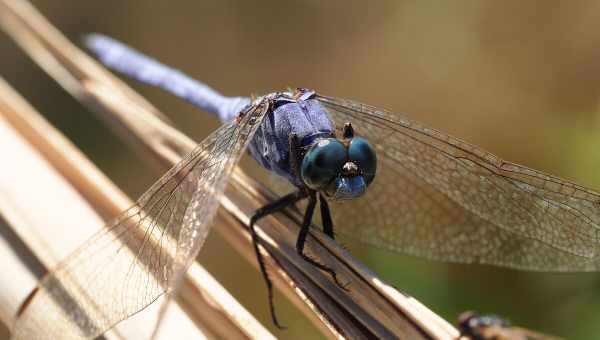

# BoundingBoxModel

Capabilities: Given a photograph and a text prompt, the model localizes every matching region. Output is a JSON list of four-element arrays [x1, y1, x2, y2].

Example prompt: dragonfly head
[[300, 123, 377, 201]]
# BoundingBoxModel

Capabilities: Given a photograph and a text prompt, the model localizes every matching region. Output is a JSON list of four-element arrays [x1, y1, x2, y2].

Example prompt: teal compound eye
[[348, 137, 377, 186], [301, 138, 346, 190]]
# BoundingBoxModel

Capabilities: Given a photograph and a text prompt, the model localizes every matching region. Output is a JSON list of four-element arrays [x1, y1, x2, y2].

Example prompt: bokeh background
[[3, 1, 600, 339]]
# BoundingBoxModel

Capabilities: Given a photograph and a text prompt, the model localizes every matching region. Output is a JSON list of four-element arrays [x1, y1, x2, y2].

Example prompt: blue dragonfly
[[12, 34, 600, 339]]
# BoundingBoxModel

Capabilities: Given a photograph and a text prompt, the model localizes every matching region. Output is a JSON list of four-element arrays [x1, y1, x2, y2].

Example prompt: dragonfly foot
[[270, 298, 286, 330], [300, 253, 349, 290]]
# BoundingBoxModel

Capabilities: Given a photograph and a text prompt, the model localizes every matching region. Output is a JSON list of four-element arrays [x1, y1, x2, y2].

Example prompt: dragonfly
[[11, 34, 600, 339], [457, 311, 562, 340]]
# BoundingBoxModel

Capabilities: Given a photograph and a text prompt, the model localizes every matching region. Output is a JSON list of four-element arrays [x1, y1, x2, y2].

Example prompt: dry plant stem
[[0, 173, 41, 332], [0, 83, 128, 340], [0, 76, 273, 340], [0, 0, 461, 339]]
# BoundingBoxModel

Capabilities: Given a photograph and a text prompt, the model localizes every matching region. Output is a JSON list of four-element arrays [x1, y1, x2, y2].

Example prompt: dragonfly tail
[[84, 33, 249, 122]]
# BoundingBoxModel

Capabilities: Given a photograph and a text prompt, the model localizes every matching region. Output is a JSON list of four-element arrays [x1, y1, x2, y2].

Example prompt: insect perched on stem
[[11, 33, 598, 339]]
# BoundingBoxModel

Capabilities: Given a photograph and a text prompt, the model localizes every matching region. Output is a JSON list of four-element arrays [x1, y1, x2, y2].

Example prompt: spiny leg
[[319, 194, 334, 239], [296, 192, 346, 288], [249, 190, 307, 328]]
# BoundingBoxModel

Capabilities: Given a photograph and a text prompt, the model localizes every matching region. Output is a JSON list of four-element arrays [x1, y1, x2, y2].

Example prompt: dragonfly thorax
[[246, 89, 377, 199]]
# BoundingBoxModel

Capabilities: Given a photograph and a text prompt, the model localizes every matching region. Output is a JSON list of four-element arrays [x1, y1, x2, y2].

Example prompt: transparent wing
[[316, 94, 600, 271], [12, 101, 268, 340]]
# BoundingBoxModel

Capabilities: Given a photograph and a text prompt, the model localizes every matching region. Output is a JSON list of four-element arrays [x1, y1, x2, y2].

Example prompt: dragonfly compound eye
[[348, 137, 377, 186], [301, 138, 345, 190]]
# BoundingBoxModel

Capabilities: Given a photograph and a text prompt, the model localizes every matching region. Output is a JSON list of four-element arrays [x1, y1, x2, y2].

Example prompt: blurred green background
[[3, 1, 600, 339]]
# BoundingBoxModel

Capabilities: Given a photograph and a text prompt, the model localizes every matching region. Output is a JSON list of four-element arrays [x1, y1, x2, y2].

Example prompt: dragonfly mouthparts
[[341, 161, 359, 176]]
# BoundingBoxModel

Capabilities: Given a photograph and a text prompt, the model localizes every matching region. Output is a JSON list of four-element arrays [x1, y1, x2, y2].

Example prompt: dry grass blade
[[0, 79, 191, 340], [0, 0, 462, 339], [0, 76, 274, 339]]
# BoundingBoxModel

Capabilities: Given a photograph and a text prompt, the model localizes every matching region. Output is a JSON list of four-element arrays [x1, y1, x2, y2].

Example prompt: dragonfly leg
[[297, 192, 348, 290], [249, 190, 307, 328], [319, 194, 334, 239]]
